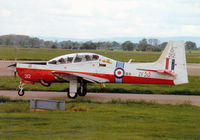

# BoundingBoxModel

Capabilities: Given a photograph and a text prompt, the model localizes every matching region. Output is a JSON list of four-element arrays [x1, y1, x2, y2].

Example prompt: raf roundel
[[114, 68, 125, 78]]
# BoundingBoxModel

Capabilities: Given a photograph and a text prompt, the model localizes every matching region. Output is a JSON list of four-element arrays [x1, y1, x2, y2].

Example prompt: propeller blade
[[8, 63, 17, 78], [8, 63, 17, 68]]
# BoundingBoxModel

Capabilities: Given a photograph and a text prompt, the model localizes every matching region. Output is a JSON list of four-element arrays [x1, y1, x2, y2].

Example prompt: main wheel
[[67, 89, 78, 99], [77, 87, 87, 96], [18, 89, 24, 96]]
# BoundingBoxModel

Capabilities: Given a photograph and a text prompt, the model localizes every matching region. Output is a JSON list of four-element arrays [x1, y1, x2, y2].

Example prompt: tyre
[[18, 89, 25, 96], [67, 89, 78, 99], [77, 87, 87, 96]]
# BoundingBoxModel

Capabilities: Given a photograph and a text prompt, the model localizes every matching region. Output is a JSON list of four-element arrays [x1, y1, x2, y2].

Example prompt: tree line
[[0, 35, 198, 51]]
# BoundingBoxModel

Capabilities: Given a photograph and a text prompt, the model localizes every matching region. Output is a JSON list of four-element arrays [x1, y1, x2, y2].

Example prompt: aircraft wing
[[52, 71, 109, 83], [137, 68, 176, 76]]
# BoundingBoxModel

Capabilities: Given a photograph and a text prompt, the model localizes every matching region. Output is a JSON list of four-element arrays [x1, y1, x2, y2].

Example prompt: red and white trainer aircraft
[[13, 41, 188, 98]]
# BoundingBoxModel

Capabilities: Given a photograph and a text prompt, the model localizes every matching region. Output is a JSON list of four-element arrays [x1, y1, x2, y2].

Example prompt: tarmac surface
[[1, 60, 200, 76], [0, 90, 200, 107]]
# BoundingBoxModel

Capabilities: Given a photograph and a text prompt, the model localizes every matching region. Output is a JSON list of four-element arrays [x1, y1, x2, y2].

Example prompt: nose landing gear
[[18, 82, 25, 96]]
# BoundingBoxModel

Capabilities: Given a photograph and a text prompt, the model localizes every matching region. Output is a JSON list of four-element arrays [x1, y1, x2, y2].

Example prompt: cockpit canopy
[[48, 53, 99, 65]]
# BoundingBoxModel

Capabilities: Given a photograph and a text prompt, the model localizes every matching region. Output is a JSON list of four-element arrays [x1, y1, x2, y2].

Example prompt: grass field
[[0, 46, 200, 63], [0, 97, 200, 140], [0, 76, 200, 95]]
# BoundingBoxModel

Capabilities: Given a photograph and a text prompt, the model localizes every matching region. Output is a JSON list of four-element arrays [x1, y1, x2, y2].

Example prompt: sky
[[0, 0, 200, 39]]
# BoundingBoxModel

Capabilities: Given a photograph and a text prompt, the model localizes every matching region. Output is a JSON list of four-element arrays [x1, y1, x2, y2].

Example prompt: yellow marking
[[102, 59, 112, 64]]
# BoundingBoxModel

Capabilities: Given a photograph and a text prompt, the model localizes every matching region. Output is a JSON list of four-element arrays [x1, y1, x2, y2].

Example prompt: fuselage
[[16, 53, 175, 85]]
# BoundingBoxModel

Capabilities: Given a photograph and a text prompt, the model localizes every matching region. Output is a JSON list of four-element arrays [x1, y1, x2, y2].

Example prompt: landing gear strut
[[67, 78, 78, 99], [18, 82, 25, 96]]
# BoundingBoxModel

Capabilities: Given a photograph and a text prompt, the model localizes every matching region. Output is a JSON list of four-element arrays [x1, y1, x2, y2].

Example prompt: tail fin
[[156, 41, 188, 85]]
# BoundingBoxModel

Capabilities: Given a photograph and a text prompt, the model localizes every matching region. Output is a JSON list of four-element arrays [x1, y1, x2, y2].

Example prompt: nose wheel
[[18, 89, 25, 96], [18, 82, 25, 96]]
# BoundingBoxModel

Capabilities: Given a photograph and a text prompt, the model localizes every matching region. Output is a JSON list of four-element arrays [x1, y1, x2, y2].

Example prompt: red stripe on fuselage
[[16, 68, 174, 85], [17, 68, 57, 82], [123, 76, 174, 85]]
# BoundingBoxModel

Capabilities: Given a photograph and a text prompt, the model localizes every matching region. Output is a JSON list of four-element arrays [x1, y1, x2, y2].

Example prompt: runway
[[0, 90, 200, 106]]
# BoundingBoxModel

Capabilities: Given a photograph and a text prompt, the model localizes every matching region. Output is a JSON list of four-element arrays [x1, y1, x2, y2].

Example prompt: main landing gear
[[18, 82, 25, 96], [67, 79, 87, 99], [17, 79, 87, 99]]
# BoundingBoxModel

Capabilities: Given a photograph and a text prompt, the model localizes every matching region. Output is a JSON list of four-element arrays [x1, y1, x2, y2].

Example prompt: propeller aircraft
[[9, 41, 188, 99]]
